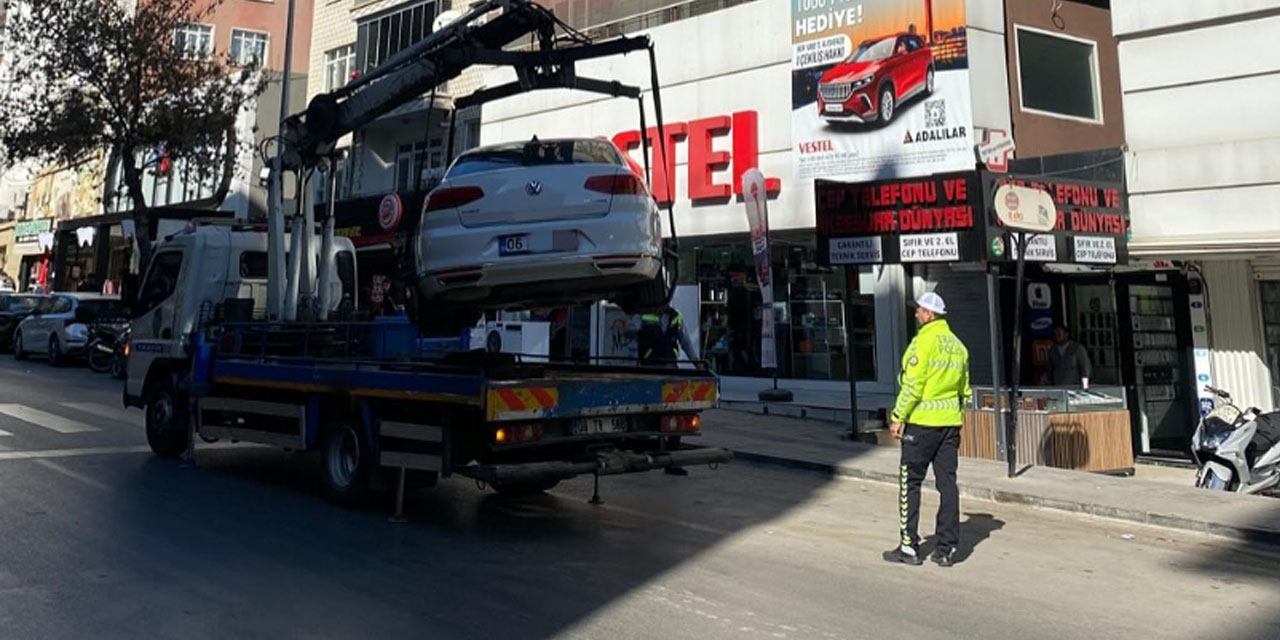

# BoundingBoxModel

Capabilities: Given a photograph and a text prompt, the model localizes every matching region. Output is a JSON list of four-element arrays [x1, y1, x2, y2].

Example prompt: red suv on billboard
[[818, 34, 934, 126]]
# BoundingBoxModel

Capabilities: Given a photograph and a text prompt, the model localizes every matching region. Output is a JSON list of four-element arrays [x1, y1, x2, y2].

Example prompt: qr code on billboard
[[924, 100, 946, 128]]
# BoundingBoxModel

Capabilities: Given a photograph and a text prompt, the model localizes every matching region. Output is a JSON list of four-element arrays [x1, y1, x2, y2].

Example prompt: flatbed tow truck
[[123, 0, 730, 513]]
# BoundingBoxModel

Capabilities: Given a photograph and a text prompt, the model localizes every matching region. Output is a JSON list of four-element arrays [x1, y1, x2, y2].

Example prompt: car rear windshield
[[848, 38, 895, 63], [447, 139, 623, 178], [4, 296, 41, 313], [76, 300, 128, 321]]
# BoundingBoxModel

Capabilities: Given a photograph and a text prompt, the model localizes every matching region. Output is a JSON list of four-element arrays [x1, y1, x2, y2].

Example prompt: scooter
[[87, 323, 128, 379], [1191, 385, 1280, 495]]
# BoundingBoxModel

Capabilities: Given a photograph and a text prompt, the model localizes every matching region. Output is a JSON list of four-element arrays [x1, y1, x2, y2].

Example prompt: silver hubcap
[[327, 427, 360, 488], [928, 70, 934, 92], [882, 91, 894, 121], [150, 394, 172, 433]]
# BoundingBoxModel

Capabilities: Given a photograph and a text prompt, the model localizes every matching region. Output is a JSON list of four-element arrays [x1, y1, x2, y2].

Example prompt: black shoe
[[882, 546, 923, 566], [931, 549, 957, 567], [664, 467, 689, 476]]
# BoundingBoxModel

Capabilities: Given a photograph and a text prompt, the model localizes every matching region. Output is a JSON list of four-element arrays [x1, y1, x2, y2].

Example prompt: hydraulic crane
[[265, 0, 676, 322]]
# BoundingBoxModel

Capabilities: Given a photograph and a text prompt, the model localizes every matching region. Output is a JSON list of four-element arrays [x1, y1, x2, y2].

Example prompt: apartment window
[[174, 24, 214, 60], [1016, 26, 1101, 123], [324, 45, 356, 91], [356, 1, 437, 72], [230, 29, 269, 68], [396, 141, 444, 192]]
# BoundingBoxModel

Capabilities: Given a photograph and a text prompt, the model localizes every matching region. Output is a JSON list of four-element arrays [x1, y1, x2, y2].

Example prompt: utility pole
[[268, 0, 298, 320]]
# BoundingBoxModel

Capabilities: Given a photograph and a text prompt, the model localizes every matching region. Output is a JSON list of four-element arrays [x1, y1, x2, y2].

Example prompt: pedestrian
[[1047, 324, 1091, 388], [883, 291, 971, 568], [630, 305, 697, 475]]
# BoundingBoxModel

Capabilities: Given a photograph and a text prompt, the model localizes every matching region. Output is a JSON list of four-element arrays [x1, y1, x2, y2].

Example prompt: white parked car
[[12, 293, 128, 365], [415, 137, 668, 326]]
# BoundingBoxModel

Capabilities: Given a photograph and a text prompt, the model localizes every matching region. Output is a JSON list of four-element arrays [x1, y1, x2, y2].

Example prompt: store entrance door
[[1116, 273, 1198, 456]]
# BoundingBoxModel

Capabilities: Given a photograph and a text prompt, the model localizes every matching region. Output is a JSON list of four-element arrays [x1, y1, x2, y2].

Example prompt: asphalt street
[[0, 356, 1277, 639]]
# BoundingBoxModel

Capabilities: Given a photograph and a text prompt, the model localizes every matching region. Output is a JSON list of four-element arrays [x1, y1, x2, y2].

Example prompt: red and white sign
[[977, 128, 1016, 173], [742, 168, 776, 370], [378, 193, 403, 231], [612, 110, 782, 206]]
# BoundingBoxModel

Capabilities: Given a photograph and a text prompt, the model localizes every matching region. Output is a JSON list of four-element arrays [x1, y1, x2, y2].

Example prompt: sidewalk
[[698, 408, 1280, 546]]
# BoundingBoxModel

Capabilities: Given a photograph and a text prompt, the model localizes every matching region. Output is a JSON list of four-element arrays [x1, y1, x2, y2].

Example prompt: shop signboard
[[327, 192, 427, 248], [14, 218, 51, 245], [791, 0, 974, 183], [982, 172, 1128, 266], [814, 171, 984, 265]]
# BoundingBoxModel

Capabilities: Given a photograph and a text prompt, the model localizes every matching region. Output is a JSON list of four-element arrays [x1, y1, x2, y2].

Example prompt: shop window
[[687, 236, 876, 381], [1261, 282, 1280, 407], [1016, 26, 1101, 123]]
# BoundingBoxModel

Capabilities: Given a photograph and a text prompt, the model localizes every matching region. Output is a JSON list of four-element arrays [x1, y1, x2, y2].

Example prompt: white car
[[415, 138, 667, 323], [12, 293, 128, 365]]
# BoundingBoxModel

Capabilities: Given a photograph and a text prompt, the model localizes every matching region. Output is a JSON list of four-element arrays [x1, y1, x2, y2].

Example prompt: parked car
[[0, 293, 47, 352], [817, 33, 933, 126], [415, 137, 667, 327], [12, 293, 129, 365]]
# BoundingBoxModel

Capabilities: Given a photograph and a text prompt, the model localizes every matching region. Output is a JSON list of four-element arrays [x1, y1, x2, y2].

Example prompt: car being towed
[[817, 33, 934, 126], [415, 137, 668, 327]]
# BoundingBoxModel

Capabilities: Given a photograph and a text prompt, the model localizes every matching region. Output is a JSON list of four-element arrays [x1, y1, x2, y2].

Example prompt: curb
[[729, 449, 1280, 547]]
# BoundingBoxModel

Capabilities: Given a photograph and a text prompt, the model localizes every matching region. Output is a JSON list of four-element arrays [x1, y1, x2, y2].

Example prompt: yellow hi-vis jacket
[[891, 319, 972, 427]]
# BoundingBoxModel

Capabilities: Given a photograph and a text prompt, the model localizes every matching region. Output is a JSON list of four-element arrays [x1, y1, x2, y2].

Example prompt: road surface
[[0, 357, 1276, 639]]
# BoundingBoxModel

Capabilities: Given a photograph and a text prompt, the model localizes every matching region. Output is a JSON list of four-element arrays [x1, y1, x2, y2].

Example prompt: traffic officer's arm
[[890, 339, 929, 436], [960, 355, 973, 409], [674, 317, 697, 360]]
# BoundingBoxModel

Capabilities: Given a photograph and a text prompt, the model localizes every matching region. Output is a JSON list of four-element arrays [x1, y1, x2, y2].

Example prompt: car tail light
[[585, 173, 646, 196], [495, 423, 543, 445], [660, 414, 701, 433], [424, 186, 484, 213]]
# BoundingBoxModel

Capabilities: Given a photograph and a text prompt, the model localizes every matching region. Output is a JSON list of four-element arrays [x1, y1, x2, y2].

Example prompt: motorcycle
[[1191, 385, 1280, 495], [87, 323, 129, 379]]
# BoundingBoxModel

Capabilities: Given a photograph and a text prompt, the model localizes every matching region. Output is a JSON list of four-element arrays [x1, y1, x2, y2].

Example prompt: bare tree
[[0, 0, 265, 271]]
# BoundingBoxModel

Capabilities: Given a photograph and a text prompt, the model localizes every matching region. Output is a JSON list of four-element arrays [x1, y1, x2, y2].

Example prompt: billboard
[[791, 0, 974, 183]]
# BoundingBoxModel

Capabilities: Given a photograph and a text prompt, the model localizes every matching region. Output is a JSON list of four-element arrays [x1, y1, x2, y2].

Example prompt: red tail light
[[660, 414, 701, 433], [424, 186, 484, 213], [494, 423, 543, 445], [585, 173, 646, 196]]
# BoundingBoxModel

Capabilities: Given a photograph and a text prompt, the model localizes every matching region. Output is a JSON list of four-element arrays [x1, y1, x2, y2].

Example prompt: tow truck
[[123, 0, 729, 512]]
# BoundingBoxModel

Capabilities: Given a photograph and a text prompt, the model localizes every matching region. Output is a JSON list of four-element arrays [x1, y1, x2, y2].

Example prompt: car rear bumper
[[422, 253, 661, 304]]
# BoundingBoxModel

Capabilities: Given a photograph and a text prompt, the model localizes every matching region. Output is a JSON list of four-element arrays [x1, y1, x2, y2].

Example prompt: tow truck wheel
[[322, 420, 374, 507], [492, 479, 560, 495], [145, 380, 190, 458]]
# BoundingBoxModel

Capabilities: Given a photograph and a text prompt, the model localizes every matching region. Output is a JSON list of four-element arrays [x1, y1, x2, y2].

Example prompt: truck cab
[[125, 224, 357, 410]]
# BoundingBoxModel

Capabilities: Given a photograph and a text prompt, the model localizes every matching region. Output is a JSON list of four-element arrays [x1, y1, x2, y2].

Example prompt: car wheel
[[47, 335, 64, 367], [322, 418, 374, 508], [925, 67, 935, 95], [877, 86, 896, 125], [617, 266, 671, 316], [145, 378, 190, 458], [12, 331, 26, 361]]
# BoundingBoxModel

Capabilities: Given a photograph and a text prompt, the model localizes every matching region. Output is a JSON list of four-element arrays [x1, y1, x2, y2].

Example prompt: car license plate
[[499, 234, 529, 255], [572, 416, 629, 435], [826, 104, 844, 113]]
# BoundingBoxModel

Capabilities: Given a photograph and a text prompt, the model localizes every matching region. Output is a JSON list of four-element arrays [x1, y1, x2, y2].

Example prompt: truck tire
[[492, 479, 560, 495], [145, 379, 190, 458], [322, 419, 374, 507]]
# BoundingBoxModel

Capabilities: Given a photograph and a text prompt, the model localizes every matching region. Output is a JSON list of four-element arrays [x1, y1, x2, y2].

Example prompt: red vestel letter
[[686, 116, 732, 200], [731, 111, 781, 195], [644, 123, 687, 205]]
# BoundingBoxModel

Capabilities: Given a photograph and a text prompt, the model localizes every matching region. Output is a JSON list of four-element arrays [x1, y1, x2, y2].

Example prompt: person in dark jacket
[[630, 306, 697, 475], [1048, 325, 1092, 388]]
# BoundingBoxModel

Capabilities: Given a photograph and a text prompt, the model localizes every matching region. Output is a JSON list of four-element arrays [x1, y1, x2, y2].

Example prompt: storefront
[[3, 218, 54, 293], [326, 190, 427, 318]]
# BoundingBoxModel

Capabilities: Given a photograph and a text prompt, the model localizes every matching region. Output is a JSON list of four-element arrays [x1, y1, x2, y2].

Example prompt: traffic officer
[[633, 306, 696, 366], [631, 306, 697, 475], [883, 291, 971, 568]]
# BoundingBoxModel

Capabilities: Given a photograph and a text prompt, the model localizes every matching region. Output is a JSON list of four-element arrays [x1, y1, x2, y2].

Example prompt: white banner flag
[[742, 168, 777, 370]]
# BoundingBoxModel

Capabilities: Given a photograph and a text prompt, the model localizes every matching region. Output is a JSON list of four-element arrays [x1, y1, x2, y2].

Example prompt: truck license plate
[[573, 416, 628, 435], [499, 234, 529, 255]]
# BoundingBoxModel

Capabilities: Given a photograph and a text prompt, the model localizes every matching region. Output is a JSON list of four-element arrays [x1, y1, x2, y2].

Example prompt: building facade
[[1113, 0, 1280, 415]]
